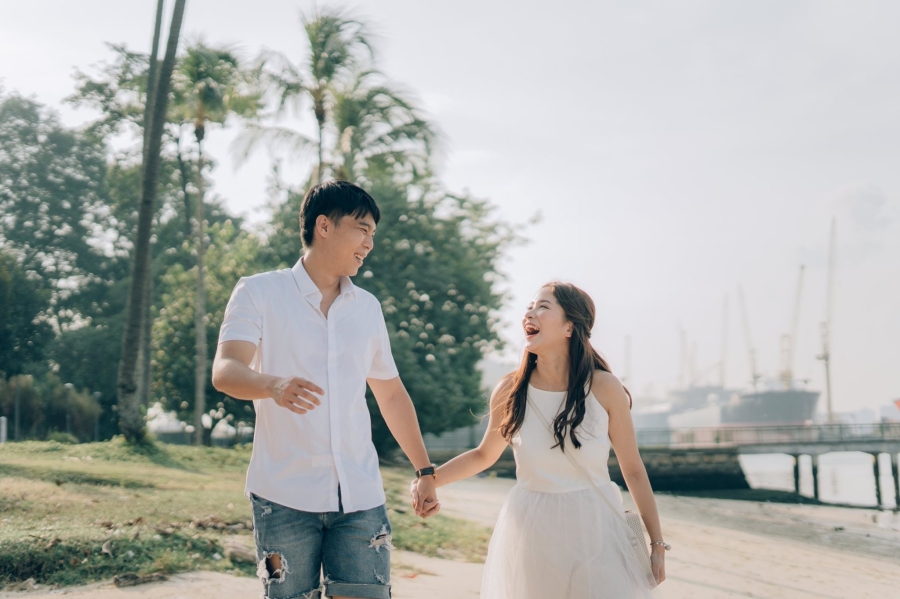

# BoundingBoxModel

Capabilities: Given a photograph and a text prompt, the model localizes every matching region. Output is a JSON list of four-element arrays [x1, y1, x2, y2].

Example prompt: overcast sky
[[2, 1, 898, 415]]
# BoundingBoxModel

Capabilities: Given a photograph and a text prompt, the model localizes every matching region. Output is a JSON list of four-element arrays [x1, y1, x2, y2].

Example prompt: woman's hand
[[651, 546, 666, 585], [408, 478, 440, 518]]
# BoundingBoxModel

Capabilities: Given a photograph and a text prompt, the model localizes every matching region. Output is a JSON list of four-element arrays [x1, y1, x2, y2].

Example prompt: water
[[739, 452, 899, 509]]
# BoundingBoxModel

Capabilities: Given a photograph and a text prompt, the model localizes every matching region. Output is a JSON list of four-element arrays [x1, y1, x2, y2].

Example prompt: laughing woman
[[411, 282, 666, 598]]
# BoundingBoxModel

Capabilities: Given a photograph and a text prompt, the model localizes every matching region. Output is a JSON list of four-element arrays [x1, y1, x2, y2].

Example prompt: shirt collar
[[291, 258, 357, 300]]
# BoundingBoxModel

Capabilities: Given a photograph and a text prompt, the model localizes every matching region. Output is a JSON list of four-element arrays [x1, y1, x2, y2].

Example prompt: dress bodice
[[512, 384, 613, 493]]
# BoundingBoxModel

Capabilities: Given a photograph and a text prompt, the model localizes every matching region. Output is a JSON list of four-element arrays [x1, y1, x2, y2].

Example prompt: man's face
[[322, 213, 376, 277]]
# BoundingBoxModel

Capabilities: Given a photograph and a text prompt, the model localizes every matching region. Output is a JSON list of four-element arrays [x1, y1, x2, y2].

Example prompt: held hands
[[409, 476, 441, 518], [268, 376, 324, 415], [651, 546, 666, 585]]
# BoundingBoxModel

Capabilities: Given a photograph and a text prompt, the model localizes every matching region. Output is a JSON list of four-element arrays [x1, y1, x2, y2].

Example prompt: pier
[[625, 422, 900, 505]]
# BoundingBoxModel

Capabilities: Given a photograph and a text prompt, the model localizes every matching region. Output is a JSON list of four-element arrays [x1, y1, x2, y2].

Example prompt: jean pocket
[[250, 493, 274, 518]]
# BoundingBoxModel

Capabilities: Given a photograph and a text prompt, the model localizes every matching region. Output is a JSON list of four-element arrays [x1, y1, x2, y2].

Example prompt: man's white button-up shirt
[[218, 259, 399, 514]]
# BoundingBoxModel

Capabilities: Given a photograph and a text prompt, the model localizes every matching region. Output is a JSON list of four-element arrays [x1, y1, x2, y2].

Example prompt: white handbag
[[526, 396, 658, 589]]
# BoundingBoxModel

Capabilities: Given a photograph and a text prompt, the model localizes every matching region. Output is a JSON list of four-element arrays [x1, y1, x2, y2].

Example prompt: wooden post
[[811, 454, 820, 500], [891, 453, 900, 510], [873, 453, 882, 508], [793, 455, 801, 495]]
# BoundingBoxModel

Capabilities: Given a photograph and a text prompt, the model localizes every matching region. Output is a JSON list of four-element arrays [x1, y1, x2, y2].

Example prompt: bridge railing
[[636, 422, 900, 449]]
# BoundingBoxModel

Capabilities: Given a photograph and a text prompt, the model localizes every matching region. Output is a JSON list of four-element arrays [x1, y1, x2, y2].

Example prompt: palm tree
[[235, 7, 372, 182], [118, 0, 187, 443], [135, 0, 165, 413], [170, 42, 260, 444], [331, 69, 436, 183]]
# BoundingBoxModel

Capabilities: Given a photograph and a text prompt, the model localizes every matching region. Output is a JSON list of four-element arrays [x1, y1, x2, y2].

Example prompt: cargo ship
[[635, 384, 820, 429]]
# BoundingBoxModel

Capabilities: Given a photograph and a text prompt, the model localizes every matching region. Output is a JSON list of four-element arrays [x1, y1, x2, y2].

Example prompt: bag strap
[[526, 394, 633, 527]]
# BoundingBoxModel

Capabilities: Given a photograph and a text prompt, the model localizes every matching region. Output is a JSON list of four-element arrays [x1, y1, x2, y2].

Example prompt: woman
[[412, 282, 666, 597]]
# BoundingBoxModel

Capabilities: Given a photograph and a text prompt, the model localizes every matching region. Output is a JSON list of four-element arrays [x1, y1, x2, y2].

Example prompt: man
[[212, 180, 439, 599]]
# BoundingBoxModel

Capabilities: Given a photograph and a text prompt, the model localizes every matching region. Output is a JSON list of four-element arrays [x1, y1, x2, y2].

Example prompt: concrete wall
[[610, 447, 750, 491]]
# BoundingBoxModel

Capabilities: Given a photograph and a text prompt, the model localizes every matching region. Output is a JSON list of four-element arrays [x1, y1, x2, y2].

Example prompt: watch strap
[[415, 464, 437, 479]]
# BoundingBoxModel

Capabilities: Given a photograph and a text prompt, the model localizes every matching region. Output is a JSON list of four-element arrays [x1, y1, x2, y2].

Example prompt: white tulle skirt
[[480, 483, 658, 598]]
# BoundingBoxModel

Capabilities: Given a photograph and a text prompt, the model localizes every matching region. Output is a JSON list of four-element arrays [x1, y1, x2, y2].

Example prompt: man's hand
[[409, 476, 440, 518], [268, 376, 324, 415]]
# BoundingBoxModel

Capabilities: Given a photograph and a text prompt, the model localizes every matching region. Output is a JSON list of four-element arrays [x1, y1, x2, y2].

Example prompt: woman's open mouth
[[524, 323, 540, 339]]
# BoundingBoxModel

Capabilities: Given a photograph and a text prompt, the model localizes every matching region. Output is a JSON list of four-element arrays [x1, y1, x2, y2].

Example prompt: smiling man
[[211, 180, 439, 599]]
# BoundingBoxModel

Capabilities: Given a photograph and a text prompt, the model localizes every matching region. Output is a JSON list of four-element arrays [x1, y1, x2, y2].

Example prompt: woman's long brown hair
[[498, 282, 631, 451]]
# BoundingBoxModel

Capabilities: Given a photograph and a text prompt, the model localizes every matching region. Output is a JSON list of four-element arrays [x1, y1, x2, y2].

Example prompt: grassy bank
[[0, 440, 490, 588]]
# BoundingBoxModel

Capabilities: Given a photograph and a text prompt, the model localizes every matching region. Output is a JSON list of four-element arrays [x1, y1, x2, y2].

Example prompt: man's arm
[[367, 376, 440, 518], [212, 340, 324, 415]]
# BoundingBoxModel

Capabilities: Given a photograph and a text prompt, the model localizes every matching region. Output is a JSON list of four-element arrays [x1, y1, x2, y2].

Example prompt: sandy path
[[5, 476, 899, 598], [0, 551, 480, 599]]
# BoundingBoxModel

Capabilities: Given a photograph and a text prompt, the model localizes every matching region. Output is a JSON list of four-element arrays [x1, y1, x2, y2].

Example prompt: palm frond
[[300, 6, 373, 85], [231, 122, 315, 166]]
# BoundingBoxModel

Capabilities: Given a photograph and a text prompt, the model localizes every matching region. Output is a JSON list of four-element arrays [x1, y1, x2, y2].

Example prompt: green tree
[[238, 7, 373, 183], [67, 39, 254, 437], [0, 93, 118, 328], [169, 41, 261, 444], [152, 221, 264, 436], [0, 252, 53, 377]]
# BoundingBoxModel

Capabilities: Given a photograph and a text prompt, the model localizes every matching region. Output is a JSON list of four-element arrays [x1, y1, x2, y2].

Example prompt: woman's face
[[523, 287, 572, 354]]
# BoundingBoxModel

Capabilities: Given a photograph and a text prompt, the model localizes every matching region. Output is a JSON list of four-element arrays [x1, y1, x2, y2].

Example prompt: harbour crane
[[720, 295, 729, 388], [817, 219, 837, 423], [779, 265, 806, 389], [738, 285, 762, 392]]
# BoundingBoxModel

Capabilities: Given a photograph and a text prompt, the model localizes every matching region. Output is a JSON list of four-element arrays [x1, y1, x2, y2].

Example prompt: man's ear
[[315, 214, 331, 241]]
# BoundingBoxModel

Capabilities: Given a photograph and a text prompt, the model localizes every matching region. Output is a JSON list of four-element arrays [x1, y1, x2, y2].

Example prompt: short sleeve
[[367, 305, 399, 380], [218, 278, 263, 345]]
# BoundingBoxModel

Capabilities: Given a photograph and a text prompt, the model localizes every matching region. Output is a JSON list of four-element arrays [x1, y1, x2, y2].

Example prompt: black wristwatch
[[415, 463, 437, 479]]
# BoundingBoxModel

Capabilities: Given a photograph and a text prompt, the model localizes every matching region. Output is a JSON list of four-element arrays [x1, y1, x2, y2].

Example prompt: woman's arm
[[593, 371, 667, 585]]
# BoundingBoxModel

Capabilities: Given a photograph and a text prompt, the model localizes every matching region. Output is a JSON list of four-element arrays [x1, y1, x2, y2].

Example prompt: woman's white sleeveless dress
[[480, 384, 658, 598]]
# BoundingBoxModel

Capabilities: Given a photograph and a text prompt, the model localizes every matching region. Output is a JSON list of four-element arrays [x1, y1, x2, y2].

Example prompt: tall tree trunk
[[314, 95, 325, 184], [175, 132, 192, 240], [316, 120, 324, 184], [134, 0, 164, 412], [142, 0, 164, 161], [117, 0, 187, 443], [193, 135, 208, 446], [135, 250, 153, 407]]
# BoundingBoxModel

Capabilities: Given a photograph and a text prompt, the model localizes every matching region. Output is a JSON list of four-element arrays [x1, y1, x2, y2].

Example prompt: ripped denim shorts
[[250, 490, 392, 599]]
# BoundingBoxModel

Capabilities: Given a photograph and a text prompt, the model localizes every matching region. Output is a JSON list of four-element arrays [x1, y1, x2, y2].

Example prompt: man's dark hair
[[299, 180, 381, 248]]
